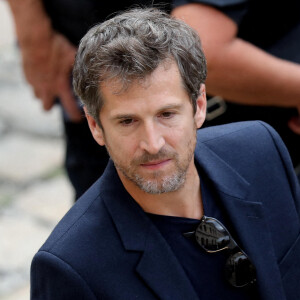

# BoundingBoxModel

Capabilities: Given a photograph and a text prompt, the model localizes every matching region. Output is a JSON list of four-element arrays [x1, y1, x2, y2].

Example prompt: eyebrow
[[158, 104, 183, 112], [110, 103, 183, 121], [112, 114, 136, 121]]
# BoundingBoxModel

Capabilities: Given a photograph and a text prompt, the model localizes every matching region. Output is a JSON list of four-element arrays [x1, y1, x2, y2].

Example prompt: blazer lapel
[[195, 142, 286, 300], [102, 162, 198, 300], [135, 227, 198, 300]]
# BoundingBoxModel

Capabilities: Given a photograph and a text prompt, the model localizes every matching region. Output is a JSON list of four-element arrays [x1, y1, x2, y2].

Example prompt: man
[[31, 8, 300, 300], [171, 0, 300, 178], [7, 0, 171, 199]]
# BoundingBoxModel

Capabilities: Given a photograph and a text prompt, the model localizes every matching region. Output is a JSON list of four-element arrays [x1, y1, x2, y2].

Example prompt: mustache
[[133, 148, 176, 165]]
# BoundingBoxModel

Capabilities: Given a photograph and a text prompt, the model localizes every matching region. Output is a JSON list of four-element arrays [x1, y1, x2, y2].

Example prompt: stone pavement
[[0, 2, 73, 299]]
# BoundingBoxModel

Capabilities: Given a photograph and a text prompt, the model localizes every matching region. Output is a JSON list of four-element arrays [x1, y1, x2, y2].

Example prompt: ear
[[84, 107, 106, 146], [194, 84, 207, 129]]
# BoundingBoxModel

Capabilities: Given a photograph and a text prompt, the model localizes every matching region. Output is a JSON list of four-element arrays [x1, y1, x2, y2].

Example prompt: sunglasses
[[183, 215, 256, 288]]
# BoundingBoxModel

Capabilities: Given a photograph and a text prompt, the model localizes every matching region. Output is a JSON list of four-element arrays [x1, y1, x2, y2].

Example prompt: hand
[[288, 107, 300, 135], [21, 31, 83, 122]]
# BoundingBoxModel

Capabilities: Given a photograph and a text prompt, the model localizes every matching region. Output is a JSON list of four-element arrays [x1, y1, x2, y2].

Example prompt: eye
[[160, 111, 175, 119], [120, 118, 135, 126]]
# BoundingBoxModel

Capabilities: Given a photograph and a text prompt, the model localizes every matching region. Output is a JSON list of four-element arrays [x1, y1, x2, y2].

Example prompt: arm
[[259, 121, 300, 300], [172, 4, 300, 108], [259, 121, 300, 214], [31, 251, 97, 299], [7, 0, 82, 121]]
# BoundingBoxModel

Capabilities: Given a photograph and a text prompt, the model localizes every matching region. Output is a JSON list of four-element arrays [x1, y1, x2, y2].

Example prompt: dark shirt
[[148, 173, 260, 299], [172, 0, 300, 55], [42, 0, 172, 46]]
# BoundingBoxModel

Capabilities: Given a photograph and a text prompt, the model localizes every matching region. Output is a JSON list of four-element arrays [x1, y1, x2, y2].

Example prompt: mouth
[[140, 159, 171, 170]]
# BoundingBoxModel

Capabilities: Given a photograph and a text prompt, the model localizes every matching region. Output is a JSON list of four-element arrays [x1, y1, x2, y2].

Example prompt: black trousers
[[63, 119, 109, 200]]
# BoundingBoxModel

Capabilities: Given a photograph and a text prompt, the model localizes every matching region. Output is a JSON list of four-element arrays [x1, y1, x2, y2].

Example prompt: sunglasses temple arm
[[182, 231, 195, 239], [227, 236, 244, 254]]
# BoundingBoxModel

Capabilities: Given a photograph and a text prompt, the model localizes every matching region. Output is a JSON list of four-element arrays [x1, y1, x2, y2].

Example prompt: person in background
[[31, 8, 300, 299], [172, 0, 300, 179], [7, 0, 171, 200]]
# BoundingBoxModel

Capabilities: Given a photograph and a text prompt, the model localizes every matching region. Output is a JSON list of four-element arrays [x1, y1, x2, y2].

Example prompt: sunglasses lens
[[195, 218, 230, 251], [225, 252, 256, 287]]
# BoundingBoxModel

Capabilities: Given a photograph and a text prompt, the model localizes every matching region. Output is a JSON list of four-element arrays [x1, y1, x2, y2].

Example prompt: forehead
[[99, 61, 188, 111], [101, 59, 180, 90]]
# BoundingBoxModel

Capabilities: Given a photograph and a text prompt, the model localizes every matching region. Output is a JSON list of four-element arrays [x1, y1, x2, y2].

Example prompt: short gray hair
[[73, 7, 207, 123]]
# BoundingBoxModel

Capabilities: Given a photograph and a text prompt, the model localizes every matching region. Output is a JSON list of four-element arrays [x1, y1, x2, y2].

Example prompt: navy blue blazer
[[31, 121, 300, 300]]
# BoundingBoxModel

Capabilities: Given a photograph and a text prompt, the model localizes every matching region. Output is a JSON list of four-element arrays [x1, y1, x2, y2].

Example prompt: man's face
[[87, 62, 206, 194]]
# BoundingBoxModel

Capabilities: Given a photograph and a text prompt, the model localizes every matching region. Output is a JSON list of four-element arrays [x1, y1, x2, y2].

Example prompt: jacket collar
[[101, 161, 198, 299], [195, 141, 286, 300]]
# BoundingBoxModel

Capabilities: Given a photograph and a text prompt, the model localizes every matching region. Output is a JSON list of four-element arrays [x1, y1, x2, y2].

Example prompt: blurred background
[[0, 1, 73, 299]]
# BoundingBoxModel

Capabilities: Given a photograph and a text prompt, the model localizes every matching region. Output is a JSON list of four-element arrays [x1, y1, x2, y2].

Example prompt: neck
[[118, 163, 204, 220]]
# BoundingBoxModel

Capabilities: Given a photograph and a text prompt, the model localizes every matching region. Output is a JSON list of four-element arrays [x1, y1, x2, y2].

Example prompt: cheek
[[165, 125, 195, 150], [106, 132, 139, 161]]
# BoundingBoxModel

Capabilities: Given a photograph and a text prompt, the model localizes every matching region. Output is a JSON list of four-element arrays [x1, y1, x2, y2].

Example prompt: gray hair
[[73, 7, 207, 124]]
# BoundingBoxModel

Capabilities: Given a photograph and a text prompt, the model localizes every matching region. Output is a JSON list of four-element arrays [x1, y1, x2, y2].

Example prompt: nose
[[139, 122, 165, 154]]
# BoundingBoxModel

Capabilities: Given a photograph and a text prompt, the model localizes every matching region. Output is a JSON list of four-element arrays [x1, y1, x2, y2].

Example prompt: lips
[[140, 159, 171, 169]]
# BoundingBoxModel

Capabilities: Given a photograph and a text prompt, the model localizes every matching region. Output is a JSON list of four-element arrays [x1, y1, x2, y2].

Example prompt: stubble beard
[[132, 165, 186, 194], [106, 134, 196, 195]]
